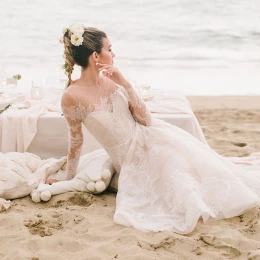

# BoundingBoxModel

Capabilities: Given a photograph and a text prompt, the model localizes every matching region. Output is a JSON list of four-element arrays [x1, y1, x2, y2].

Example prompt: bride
[[47, 24, 260, 234]]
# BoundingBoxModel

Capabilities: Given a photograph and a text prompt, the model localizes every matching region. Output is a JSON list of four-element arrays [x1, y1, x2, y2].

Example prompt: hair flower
[[69, 24, 84, 35], [62, 24, 85, 46], [12, 74, 21, 80], [62, 27, 69, 35], [70, 33, 84, 46]]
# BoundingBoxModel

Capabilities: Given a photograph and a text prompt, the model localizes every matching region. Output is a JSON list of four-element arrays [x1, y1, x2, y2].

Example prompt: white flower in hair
[[70, 33, 84, 46], [62, 24, 85, 46], [62, 27, 68, 35], [69, 24, 84, 35]]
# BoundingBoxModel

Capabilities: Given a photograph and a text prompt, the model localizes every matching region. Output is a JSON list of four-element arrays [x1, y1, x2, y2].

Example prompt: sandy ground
[[1, 96, 260, 260]]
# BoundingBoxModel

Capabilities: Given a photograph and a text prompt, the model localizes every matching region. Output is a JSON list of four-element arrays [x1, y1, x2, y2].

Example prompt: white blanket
[[0, 152, 66, 211], [0, 149, 115, 212]]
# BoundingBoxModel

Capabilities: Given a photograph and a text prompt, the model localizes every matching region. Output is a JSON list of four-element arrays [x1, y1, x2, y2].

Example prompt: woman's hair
[[63, 26, 107, 88]]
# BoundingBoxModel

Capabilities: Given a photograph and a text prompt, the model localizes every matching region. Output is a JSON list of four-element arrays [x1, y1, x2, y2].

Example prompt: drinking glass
[[141, 84, 152, 101], [58, 67, 68, 89], [31, 80, 43, 100]]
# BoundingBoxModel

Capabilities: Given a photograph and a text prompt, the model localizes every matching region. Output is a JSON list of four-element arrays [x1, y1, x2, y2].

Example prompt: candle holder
[[140, 84, 152, 101], [31, 81, 43, 100]]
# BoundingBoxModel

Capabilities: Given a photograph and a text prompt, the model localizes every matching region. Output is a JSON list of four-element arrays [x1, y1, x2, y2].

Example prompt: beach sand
[[1, 96, 260, 260]]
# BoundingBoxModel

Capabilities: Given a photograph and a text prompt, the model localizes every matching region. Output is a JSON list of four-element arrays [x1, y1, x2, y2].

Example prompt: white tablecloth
[[26, 112, 197, 159]]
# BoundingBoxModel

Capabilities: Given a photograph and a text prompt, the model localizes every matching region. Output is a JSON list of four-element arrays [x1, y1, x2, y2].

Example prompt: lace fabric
[[123, 86, 152, 126], [61, 73, 260, 234], [61, 92, 83, 180], [61, 74, 151, 179]]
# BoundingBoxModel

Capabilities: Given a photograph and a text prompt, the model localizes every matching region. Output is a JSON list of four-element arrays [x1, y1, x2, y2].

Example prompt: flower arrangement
[[12, 74, 21, 80], [61, 24, 85, 46]]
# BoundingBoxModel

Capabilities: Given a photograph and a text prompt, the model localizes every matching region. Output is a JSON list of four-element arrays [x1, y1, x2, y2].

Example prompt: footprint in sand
[[232, 129, 242, 134], [248, 249, 260, 260], [24, 212, 63, 237], [137, 236, 177, 253], [74, 215, 85, 224], [231, 142, 247, 147], [198, 234, 241, 258], [50, 192, 95, 208]]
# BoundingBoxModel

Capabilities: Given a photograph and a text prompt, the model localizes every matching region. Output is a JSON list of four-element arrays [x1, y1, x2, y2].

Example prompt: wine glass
[[31, 80, 43, 100], [140, 84, 152, 101]]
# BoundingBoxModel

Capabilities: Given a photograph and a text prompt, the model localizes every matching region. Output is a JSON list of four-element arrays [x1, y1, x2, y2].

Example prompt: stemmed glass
[[140, 84, 152, 101], [58, 68, 68, 90], [31, 80, 43, 100], [57, 68, 68, 100]]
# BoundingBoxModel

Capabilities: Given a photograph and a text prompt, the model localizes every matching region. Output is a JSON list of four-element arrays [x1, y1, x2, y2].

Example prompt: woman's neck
[[79, 65, 100, 87]]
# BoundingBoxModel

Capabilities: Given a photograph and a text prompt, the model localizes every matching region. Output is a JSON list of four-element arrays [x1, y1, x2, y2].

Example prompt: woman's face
[[98, 37, 115, 65]]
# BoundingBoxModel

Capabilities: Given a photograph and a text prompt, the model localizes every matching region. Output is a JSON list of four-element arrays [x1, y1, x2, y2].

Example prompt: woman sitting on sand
[[46, 24, 260, 234]]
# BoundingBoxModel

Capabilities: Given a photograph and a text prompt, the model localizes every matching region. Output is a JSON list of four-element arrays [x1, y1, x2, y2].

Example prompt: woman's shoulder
[[62, 80, 82, 101], [61, 87, 80, 107], [65, 80, 81, 93]]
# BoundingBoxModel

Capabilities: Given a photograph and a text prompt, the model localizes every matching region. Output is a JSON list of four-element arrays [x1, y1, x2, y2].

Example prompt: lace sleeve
[[61, 91, 83, 180], [122, 86, 152, 126]]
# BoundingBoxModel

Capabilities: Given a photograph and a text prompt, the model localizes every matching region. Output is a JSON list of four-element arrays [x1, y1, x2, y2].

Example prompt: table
[[26, 112, 197, 159]]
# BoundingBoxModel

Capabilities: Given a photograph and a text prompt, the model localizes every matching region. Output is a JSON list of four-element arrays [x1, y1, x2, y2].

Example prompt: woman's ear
[[92, 51, 99, 62]]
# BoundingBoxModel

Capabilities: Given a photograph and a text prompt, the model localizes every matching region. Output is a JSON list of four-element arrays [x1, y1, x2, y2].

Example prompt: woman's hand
[[98, 63, 131, 89], [45, 179, 60, 185]]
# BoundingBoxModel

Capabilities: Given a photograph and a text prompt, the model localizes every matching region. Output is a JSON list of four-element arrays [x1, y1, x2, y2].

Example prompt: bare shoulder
[[65, 81, 81, 95], [61, 82, 81, 104]]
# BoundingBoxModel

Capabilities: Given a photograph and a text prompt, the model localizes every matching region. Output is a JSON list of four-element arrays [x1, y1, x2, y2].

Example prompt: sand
[[1, 96, 260, 260]]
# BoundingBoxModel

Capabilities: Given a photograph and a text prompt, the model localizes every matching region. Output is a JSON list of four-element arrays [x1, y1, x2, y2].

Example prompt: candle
[[31, 81, 43, 100]]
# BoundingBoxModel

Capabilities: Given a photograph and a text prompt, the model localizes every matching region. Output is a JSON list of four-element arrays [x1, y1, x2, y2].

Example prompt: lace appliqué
[[123, 86, 152, 126], [118, 132, 165, 207], [164, 170, 232, 231], [61, 92, 83, 180], [79, 92, 116, 121]]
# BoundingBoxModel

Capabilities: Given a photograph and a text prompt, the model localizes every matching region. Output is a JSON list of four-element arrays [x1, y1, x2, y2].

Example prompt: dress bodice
[[82, 89, 137, 170], [61, 75, 152, 180]]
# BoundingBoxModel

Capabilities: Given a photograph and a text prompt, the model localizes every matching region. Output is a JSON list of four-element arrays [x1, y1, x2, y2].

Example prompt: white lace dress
[[61, 75, 260, 234]]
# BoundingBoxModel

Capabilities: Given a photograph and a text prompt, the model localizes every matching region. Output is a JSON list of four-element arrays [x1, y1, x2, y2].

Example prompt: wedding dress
[[61, 75, 260, 234]]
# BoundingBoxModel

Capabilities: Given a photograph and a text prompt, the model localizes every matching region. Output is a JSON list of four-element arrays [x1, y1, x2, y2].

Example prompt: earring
[[96, 62, 99, 66]]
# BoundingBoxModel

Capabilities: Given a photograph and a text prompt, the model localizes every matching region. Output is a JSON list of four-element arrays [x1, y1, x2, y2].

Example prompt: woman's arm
[[61, 91, 83, 180], [123, 85, 152, 126], [98, 63, 152, 126]]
